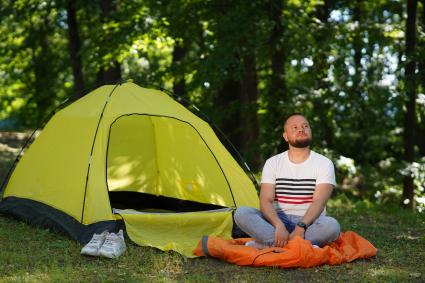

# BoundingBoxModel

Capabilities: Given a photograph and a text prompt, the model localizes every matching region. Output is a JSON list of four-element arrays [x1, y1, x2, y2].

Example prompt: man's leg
[[234, 206, 297, 246], [234, 207, 340, 247], [233, 206, 275, 246], [288, 215, 340, 247]]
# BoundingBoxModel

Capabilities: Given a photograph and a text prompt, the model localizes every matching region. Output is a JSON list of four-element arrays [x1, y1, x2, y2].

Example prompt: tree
[[96, 0, 121, 85], [403, 0, 418, 209], [194, 0, 265, 170], [0, 1, 70, 126], [65, 0, 85, 98], [309, 0, 334, 149], [418, 0, 425, 156], [172, 39, 186, 97], [261, 0, 289, 157]]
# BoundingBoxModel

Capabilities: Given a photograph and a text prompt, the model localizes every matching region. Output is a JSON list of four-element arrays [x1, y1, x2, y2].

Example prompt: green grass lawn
[[1, 201, 424, 282], [1, 132, 425, 282]]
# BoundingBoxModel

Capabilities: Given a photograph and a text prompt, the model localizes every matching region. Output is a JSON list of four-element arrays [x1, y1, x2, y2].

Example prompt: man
[[234, 113, 340, 248]]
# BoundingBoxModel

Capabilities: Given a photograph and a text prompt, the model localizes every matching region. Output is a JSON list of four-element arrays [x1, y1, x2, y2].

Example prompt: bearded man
[[234, 113, 340, 249]]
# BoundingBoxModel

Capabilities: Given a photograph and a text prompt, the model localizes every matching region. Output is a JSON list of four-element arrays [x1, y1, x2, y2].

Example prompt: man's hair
[[283, 112, 306, 130]]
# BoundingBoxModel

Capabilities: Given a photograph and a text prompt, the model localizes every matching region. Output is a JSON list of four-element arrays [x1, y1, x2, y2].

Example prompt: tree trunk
[[66, 0, 85, 98], [312, 0, 333, 148], [266, 0, 288, 155], [32, 41, 51, 123], [403, 0, 418, 209], [418, 0, 425, 156], [351, 0, 366, 162], [96, 0, 121, 85], [269, 0, 287, 103], [215, 79, 241, 151], [96, 64, 121, 85], [240, 53, 260, 170], [172, 41, 187, 98], [31, 18, 55, 124]]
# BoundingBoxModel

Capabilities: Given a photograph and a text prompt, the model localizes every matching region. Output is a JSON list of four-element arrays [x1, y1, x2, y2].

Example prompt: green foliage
[[0, 0, 424, 208], [400, 158, 425, 212], [0, 0, 71, 126]]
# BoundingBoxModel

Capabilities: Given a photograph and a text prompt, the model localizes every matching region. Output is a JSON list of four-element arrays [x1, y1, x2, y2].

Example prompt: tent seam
[[81, 83, 120, 224]]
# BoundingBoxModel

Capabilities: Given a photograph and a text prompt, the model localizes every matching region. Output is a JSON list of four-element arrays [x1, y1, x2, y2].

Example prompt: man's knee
[[324, 217, 341, 241], [315, 216, 340, 244], [234, 206, 258, 225], [307, 216, 341, 246]]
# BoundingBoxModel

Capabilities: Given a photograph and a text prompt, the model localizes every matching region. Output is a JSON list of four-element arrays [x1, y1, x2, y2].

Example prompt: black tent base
[[0, 196, 123, 244], [0, 195, 248, 244]]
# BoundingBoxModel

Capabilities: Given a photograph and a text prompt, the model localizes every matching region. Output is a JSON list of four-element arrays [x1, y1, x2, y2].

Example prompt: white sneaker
[[245, 240, 269, 250], [98, 230, 126, 259], [81, 231, 108, 256]]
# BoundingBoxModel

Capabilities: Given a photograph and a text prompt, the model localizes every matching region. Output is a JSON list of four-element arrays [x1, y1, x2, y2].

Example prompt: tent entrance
[[108, 191, 226, 213], [106, 114, 234, 212]]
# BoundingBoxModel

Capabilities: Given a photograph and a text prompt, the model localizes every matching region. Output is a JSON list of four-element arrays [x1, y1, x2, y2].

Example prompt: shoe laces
[[89, 235, 104, 244], [103, 234, 119, 246]]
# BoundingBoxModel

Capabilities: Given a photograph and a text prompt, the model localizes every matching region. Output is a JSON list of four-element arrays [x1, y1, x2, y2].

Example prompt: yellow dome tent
[[0, 82, 259, 257]]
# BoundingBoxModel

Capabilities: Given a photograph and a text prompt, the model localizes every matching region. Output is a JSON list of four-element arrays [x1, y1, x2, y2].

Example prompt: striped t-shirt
[[261, 151, 335, 216]]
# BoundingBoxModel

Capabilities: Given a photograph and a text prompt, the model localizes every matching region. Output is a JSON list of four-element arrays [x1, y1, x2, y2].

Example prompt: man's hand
[[260, 183, 290, 247], [274, 222, 289, 247], [289, 226, 305, 240]]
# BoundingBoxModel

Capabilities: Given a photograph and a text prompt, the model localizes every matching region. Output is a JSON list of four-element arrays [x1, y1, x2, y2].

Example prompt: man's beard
[[288, 137, 312, 148]]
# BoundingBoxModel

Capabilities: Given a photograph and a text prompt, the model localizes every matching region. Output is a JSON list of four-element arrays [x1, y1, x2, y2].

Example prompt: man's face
[[283, 115, 312, 148]]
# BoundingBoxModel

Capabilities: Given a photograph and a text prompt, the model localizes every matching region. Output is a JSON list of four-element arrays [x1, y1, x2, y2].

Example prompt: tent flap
[[117, 208, 234, 258]]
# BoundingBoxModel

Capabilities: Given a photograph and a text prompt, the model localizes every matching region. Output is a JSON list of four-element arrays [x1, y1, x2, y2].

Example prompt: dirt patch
[[0, 132, 32, 148], [0, 131, 33, 187]]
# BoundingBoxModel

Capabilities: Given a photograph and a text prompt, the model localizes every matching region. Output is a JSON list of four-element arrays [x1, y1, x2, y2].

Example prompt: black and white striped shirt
[[275, 178, 316, 205], [261, 151, 335, 216]]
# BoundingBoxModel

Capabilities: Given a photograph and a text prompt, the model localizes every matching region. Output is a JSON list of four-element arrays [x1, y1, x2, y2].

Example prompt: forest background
[[0, 0, 424, 212]]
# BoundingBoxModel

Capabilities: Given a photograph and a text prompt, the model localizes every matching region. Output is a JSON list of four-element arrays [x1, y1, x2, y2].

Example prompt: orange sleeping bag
[[193, 231, 377, 268]]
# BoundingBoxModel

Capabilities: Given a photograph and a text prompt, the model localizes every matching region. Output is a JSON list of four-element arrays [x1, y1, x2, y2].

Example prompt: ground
[[0, 132, 424, 282]]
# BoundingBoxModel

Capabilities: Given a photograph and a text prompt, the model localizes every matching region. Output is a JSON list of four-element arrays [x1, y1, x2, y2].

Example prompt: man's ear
[[282, 131, 288, 142]]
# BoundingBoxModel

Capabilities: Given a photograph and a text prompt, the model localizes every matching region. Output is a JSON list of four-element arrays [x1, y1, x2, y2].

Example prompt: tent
[[0, 82, 259, 257]]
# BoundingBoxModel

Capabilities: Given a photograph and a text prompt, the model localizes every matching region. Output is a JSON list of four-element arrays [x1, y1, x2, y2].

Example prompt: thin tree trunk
[[267, 0, 288, 154], [240, 53, 260, 170], [312, 0, 333, 148], [352, 0, 363, 95], [351, 0, 366, 163], [96, 0, 121, 85], [66, 0, 85, 98], [215, 79, 241, 150], [31, 18, 54, 124], [403, 0, 418, 209], [418, 0, 425, 156], [172, 41, 186, 97], [96, 64, 121, 84], [32, 43, 50, 123], [269, 0, 287, 103]]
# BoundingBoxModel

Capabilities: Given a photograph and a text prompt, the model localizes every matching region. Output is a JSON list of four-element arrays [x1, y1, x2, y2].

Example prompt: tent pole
[[80, 83, 120, 223]]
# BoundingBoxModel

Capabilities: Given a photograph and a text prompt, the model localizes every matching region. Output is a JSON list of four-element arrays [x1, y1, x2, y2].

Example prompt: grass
[[1, 132, 425, 282], [1, 201, 424, 282]]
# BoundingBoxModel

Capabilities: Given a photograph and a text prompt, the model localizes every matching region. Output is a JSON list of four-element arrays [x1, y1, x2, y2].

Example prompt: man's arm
[[289, 183, 334, 239], [260, 183, 289, 247]]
